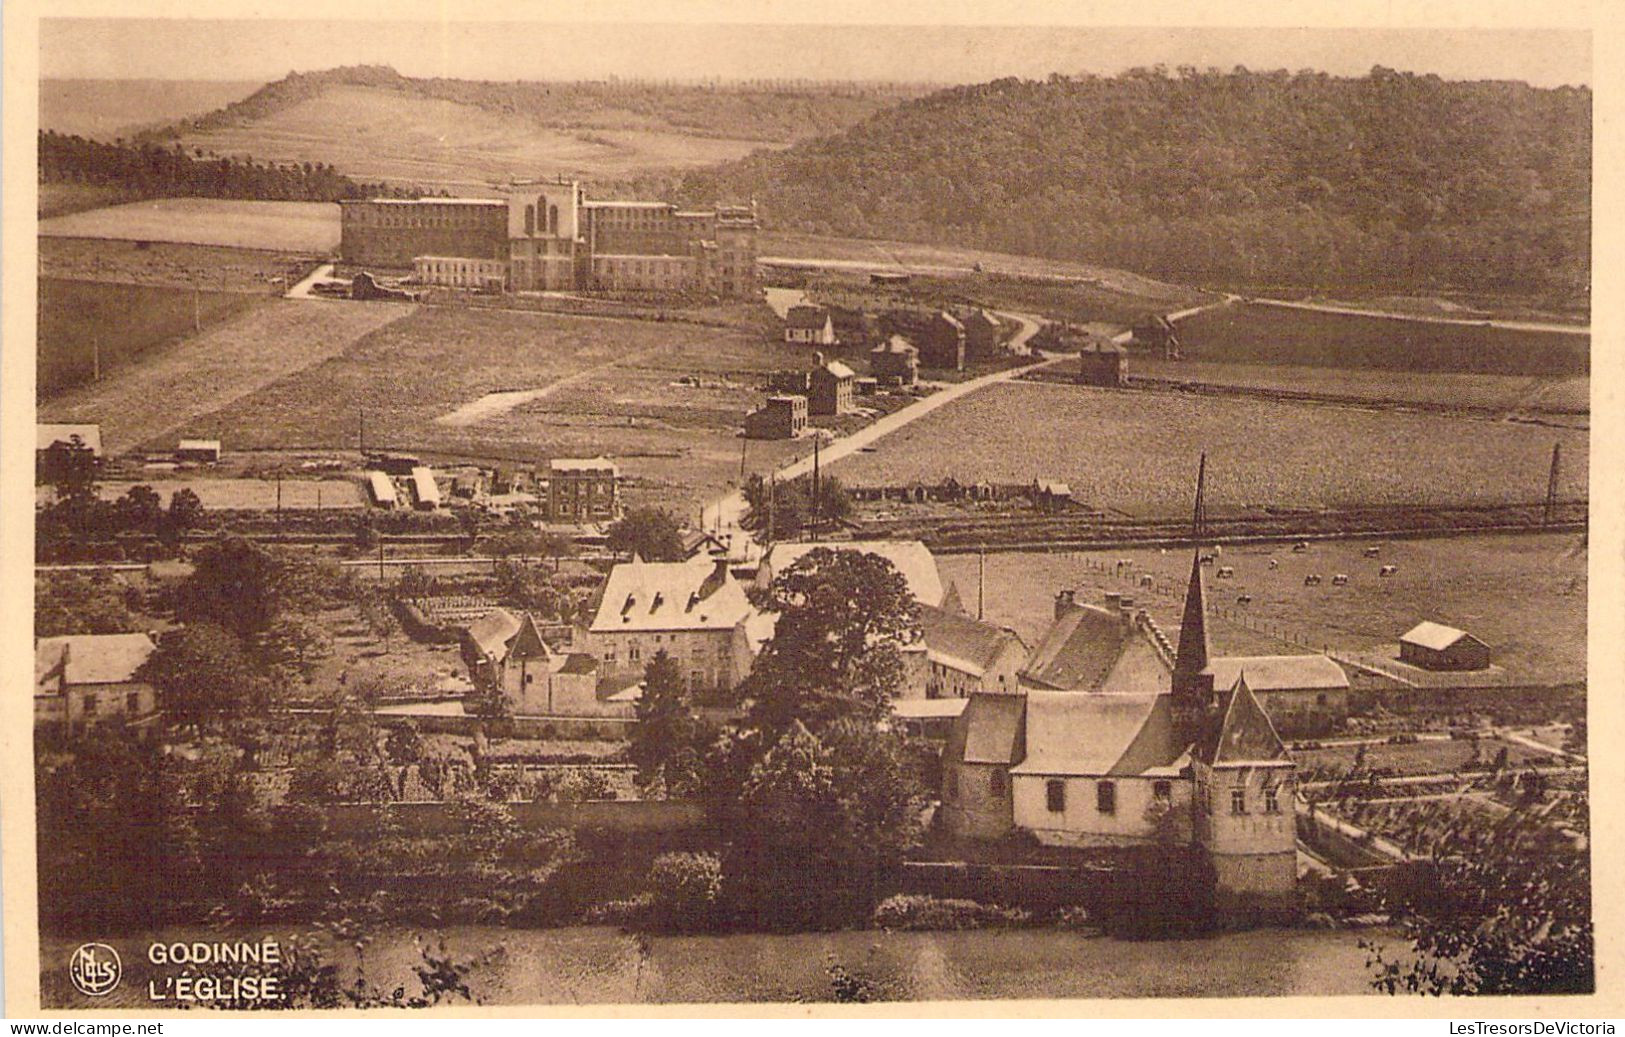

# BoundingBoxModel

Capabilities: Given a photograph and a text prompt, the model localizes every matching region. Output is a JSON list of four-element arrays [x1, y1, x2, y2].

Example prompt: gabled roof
[[1021, 604, 1162, 692], [1010, 692, 1186, 777], [588, 558, 753, 633], [920, 604, 1025, 679], [871, 335, 919, 356], [1204, 655, 1348, 692], [785, 305, 831, 329], [932, 311, 965, 331], [945, 693, 1027, 765], [816, 360, 856, 379], [550, 456, 618, 474], [757, 540, 943, 607], [1196, 674, 1290, 767], [963, 309, 1000, 329], [559, 653, 599, 676], [35, 633, 156, 692], [1400, 621, 1480, 652], [1079, 338, 1127, 355], [466, 609, 523, 661]]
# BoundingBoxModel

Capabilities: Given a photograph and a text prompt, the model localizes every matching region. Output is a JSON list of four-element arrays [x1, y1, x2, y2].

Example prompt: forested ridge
[[678, 67, 1591, 299]]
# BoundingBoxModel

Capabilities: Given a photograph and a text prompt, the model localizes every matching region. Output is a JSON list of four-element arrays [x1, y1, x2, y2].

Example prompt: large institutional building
[[339, 179, 758, 297]]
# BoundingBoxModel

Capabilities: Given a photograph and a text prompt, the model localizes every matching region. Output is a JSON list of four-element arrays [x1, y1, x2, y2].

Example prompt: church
[[941, 550, 1301, 908]]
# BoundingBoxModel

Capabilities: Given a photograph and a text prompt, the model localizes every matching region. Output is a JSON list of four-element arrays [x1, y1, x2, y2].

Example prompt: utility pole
[[378, 537, 385, 581], [767, 473, 776, 545], [1193, 451, 1207, 544], [739, 437, 747, 483], [978, 549, 986, 621], [275, 469, 283, 539], [1544, 442, 1562, 526], [359, 410, 366, 454], [811, 435, 821, 542], [92, 333, 100, 382]]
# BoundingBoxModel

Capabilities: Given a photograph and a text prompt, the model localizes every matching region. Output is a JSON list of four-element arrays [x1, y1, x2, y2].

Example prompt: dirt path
[[40, 298, 414, 453], [434, 344, 667, 427]]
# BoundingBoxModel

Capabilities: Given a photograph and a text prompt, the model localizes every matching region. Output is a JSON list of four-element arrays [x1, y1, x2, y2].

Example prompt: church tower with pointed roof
[[1191, 672, 1298, 911], [1171, 455, 1217, 743]]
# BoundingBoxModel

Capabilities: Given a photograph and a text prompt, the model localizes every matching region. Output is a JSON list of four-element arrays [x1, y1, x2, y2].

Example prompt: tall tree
[[629, 650, 709, 796], [606, 508, 686, 562], [137, 623, 272, 729]]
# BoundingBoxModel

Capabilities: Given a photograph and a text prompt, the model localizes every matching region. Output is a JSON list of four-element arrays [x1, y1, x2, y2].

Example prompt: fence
[[317, 797, 707, 838]]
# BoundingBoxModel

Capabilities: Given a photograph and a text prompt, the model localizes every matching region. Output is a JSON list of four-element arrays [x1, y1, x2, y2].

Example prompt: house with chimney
[[35, 632, 160, 736], [463, 609, 610, 716], [869, 335, 920, 387], [808, 354, 856, 416]]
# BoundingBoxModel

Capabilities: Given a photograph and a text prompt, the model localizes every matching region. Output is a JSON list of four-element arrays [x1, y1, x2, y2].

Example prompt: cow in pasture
[[1363, 546, 1381, 558], [1304, 574, 1322, 586], [1379, 565, 1398, 577], [1332, 573, 1349, 586], [1139, 574, 1154, 588], [1236, 594, 1253, 605], [1267, 558, 1279, 570], [1217, 566, 1235, 579], [1292, 541, 1309, 553]]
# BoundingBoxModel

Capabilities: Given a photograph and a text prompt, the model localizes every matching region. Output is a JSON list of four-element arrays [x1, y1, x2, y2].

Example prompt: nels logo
[[68, 943, 122, 997]]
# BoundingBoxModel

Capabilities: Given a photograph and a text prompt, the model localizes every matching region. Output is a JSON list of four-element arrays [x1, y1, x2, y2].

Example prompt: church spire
[[1171, 455, 1216, 735], [1175, 549, 1212, 678]]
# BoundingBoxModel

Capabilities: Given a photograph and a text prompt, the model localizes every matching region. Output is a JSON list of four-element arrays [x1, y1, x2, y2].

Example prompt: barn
[[1399, 621, 1491, 672]]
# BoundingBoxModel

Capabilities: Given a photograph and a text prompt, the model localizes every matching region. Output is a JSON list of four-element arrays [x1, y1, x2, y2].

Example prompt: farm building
[[809, 354, 856, 416], [1400, 621, 1492, 671], [34, 632, 159, 737], [1077, 337, 1127, 387], [870, 336, 920, 386], [744, 395, 808, 440], [365, 470, 398, 509], [175, 439, 221, 463], [920, 311, 967, 371], [547, 457, 620, 523], [367, 452, 422, 475], [463, 609, 610, 717], [962, 309, 1004, 360], [920, 604, 1029, 698], [784, 304, 836, 345], [409, 466, 441, 510]]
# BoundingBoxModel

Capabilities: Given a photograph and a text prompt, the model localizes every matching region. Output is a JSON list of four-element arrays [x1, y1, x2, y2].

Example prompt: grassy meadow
[[39, 198, 340, 252]]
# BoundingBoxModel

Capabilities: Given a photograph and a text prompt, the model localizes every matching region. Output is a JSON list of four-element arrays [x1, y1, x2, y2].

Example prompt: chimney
[[1054, 589, 1076, 620]]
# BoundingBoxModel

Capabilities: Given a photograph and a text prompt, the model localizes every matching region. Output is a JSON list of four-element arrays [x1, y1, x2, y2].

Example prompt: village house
[[809, 354, 856, 416], [743, 395, 809, 440], [920, 603, 1029, 698], [920, 311, 967, 371], [547, 457, 620, 523], [1202, 655, 1349, 737], [1132, 313, 1182, 358], [463, 609, 613, 716], [962, 309, 1004, 360], [1077, 337, 1128, 387], [784, 304, 836, 346], [34, 632, 160, 736], [942, 553, 1300, 908], [1400, 621, 1492, 671], [869, 335, 920, 386], [1020, 591, 1175, 694], [579, 556, 760, 696]]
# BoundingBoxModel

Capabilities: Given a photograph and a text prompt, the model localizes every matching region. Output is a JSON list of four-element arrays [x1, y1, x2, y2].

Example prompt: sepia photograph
[[5, 2, 1606, 1014]]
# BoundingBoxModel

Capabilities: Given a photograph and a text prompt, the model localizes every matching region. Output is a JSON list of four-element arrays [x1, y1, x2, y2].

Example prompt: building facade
[[547, 457, 620, 524], [1399, 621, 1492, 671], [744, 395, 808, 439], [34, 633, 160, 736], [870, 336, 920, 386], [809, 356, 855, 416]]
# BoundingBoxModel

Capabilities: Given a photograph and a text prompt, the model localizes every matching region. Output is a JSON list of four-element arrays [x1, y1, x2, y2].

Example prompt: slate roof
[[1195, 674, 1290, 767], [559, 653, 599, 676], [588, 558, 753, 633], [1400, 621, 1480, 652], [466, 609, 523, 661], [945, 692, 1027, 765], [817, 360, 856, 379], [1009, 691, 1186, 777], [35, 633, 157, 692], [1204, 655, 1348, 692], [920, 604, 1024, 678], [785, 305, 831, 329], [757, 540, 943, 607], [1020, 604, 1159, 691]]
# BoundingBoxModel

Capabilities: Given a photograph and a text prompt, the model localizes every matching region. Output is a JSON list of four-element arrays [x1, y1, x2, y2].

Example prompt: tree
[[395, 565, 434, 603], [629, 651, 709, 796], [179, 536, 289, 639], [38, 435, 98, 495], [137, 623, 271, 730], [114, 484, 165, 535], [741, 474, 852, 542], [34, 572, 137, 636], [740, 547, 921, 735], [383, 722, 425, 799], [257, 614, 334, 684], [1364, 805, 1592, 995], [723, 719, 925, 929], [606, 507, 686, 562]]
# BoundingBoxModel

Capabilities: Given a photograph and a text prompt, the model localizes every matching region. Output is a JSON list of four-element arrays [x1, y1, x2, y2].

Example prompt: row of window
[[1043, 778, 1174, 815], [80, 691, 143, 717], [1197, 781, 1283, 815]]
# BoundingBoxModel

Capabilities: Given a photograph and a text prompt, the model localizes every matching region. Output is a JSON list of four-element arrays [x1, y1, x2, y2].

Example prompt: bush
[[871, 894, 1031, 931], [647, 851, 723, 931], [584, 893, 654, 927]]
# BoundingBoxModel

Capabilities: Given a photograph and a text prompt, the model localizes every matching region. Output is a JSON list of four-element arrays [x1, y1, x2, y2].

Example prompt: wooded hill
[[677, 67, 1591, 300]]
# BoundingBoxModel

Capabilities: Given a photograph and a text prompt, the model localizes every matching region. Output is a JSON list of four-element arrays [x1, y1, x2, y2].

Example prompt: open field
[[40, 236, 321, 290], [830, 381, 1587, 516], [940, 532, 1586, 684], [38, 183, 144, 219], [1173, 301, 1588, 376], [160, 304, 894, 516], [39, 298, 413, 454], [38, 278, 271, 399], [88, 478, 365, 511], [172, 85, 775, 188], [39, 198, 340, 252], [41, 78, 261, 140], [1130, 358, 1589, 418]]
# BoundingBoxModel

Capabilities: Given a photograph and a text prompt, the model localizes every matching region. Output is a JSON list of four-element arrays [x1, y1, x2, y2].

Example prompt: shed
[[409, 466, 441, 510], [175, 439, 221, 463], [1399, 622, 1491, 672], [365, 470, 398, 509]]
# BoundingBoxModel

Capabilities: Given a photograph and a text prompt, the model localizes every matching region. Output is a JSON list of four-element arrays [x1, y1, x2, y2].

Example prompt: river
[[42, 924, 1386, 1007]]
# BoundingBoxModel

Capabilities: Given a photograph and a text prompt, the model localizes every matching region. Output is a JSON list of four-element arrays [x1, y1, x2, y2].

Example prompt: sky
[[40, 20, 1592, 88]]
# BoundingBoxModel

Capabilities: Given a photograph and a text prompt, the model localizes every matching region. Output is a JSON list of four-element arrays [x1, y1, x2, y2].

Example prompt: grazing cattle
[[1332, 573, 1349, 586], [1304, 574, 1322, 586], [1138, 574, 1154, 588], [1235, 594, 1253, 605], [1267, 558, 1279, 570], [1117, 558, 1134, 569], [1216, 566, 1235, 579], [1199, 554, 1215, 566], [1292, 541, 1309, 553], [1363, 546, 1381, 558], [1380, 565, 1398, 577]]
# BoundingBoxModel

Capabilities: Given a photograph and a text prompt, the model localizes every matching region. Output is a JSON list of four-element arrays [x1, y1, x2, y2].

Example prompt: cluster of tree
[[35, 571, 141, 637], [605, 507, 687, 562], [39, 130, 416, 203], [137, 537, 343, 726], [139, 65, 928, 149], [740, 472, 852, 543], [679, 66, 1590, 298], [630, 548, 928, 929]]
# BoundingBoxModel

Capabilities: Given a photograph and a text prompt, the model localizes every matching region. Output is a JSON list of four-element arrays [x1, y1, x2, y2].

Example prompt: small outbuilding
[[783, 304, 836, 346], [175, 439, 222, 464], [1399, 622, 1491, 672], [1077, 337, 1127, 387]]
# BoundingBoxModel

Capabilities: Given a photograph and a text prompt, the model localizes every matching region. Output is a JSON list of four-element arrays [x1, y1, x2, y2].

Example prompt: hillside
[[678, 67, 1591, 302], [136, 65, 929, 186], [41, 79, 261, 140]]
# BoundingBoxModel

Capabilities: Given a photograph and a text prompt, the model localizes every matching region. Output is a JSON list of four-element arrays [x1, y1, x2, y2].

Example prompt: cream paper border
[[2, 0, 1619, 1018]]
